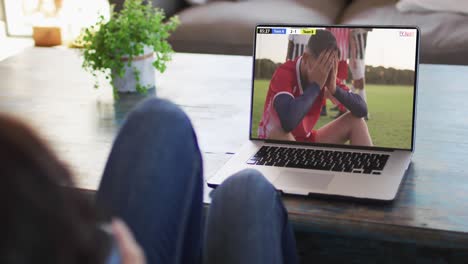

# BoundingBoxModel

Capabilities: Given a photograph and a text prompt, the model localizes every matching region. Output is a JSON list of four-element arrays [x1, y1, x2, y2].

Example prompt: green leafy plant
[[80, 0, 179, 97]]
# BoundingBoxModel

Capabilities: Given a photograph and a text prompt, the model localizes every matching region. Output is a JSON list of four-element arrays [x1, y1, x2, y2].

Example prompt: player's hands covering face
[[325, 51, 339, 95], [306, 49, 334, 88]]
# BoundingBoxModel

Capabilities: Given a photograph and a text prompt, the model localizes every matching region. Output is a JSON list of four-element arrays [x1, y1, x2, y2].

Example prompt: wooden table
[[1, 48, 468, 260]]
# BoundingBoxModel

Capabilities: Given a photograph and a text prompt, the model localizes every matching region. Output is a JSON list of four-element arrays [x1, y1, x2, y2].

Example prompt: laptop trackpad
[[274, 171, 334, 192]]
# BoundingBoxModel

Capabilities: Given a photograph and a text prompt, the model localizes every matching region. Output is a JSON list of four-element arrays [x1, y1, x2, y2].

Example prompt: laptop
[[208, 25, 419, 201]]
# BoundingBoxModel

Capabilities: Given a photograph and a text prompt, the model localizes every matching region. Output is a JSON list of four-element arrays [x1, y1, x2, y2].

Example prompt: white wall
[[0, 1, 5, 38], [0, 0, 4, 21]]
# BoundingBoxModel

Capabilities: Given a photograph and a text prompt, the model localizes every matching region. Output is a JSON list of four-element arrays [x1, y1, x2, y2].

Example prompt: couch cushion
[[396, 0, 468, 15], [170, 0, 348, 55], [185, 0, 222, 6], [340, 0, 468, 65]]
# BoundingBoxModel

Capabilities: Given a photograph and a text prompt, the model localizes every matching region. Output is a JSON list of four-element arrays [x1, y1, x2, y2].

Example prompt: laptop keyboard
[[247, 146, 389, 174]]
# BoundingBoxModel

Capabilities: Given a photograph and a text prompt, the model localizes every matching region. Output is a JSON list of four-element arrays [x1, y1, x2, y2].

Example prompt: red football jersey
[[328, 27, 351, 80], [258, 56, 325, 142]]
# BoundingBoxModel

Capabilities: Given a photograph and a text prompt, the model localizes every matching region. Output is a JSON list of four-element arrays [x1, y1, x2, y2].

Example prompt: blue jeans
[[96, 98, 298, 264]]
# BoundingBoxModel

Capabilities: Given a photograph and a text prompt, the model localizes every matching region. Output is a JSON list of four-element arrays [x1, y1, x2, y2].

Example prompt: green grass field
[[251, 80, 414, 149]]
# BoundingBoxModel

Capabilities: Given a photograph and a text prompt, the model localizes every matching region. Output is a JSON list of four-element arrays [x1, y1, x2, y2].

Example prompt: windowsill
[[0, 37, 34, 61]]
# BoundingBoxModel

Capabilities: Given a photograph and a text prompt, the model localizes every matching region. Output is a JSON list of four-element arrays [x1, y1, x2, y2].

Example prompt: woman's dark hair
[[0, 114, 110, 263], [307, 29, 340, 58]]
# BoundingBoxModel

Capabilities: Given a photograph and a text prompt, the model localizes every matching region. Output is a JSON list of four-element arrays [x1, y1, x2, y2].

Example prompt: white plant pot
[[112, 45, 156, 93]]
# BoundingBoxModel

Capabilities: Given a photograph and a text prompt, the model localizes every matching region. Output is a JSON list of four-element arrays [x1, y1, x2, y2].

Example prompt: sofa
[[153, 0, 468, 65]]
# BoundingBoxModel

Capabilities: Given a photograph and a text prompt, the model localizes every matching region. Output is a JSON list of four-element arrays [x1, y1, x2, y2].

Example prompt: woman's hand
[[112, 218, 146, 264]]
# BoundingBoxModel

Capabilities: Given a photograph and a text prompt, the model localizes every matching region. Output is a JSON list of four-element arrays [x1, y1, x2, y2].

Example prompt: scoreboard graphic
[[257, 27, 318, 35]]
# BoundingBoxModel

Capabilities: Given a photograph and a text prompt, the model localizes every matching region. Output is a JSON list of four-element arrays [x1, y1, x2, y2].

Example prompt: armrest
[[109, 0, 187, 17], [150, 0, 187, 17]]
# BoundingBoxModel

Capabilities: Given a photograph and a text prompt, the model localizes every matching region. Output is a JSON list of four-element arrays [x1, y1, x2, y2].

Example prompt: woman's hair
[[0, 114, 110, 263]]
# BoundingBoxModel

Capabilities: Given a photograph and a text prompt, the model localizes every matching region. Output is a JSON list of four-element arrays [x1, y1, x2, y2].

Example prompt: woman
[[1, 98, 297, 264]]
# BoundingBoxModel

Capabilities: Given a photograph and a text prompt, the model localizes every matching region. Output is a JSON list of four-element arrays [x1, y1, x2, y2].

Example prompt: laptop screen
[[251, 25, 418, 150]]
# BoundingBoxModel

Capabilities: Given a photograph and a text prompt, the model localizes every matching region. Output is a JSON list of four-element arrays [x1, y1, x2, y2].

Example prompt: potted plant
[[79, 0, 179, 98]]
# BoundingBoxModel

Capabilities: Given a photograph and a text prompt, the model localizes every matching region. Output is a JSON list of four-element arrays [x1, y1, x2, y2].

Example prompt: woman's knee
[[127, 98, 193, 133], [225, 169, 272, 189], [214, 169, 278, 206], [134, 98, 186, 120]]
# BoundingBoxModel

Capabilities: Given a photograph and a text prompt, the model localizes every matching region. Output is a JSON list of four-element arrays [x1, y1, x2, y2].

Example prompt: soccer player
[[286, 33, 328, 116], [258, 30, 372, 146], [328, 27, 352, 118], [286, 34, 309, 61], [350, 28, 371, 119], [328, 27, 350, 81]]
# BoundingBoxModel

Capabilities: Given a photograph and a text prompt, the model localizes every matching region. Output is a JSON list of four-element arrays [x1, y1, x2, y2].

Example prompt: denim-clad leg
[[204, 169, 298, 264], [96, 98, 204, 264]]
